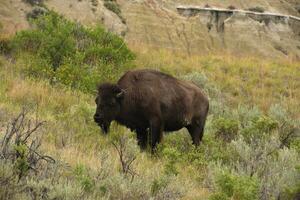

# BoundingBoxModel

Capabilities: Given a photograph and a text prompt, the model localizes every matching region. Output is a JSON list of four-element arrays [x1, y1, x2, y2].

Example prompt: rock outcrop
[[173, 5, 300, 58], [177, 6, 300, 35]]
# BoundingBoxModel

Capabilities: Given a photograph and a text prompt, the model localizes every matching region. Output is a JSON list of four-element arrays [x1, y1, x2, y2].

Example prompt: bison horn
[[116, 90, 125, 98]]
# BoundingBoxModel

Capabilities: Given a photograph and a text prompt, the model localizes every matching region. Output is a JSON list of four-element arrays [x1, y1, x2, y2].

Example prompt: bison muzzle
[[94, 69, 209, 151]]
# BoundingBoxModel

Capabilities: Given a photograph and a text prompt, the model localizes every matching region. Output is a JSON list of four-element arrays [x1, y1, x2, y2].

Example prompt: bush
[[74, 164, 95, 192], [0, 109, 74, 200], [26, 6, 48, 19], [204, 4, 211, 8], [268, 104, 300, 150], [103, 0, 126, 24], [209, 192, 229, 200], [181, 72, 226, 118], [150, 176, 169, 196], [229, 136, 300, 200], [24, 0, 44, 6], [247, 6, 265, 13], [227, 5, 236, 10], [104, 1, 121, 16], [0, 36, 11, 54], [91, 0, 98, 7], [213, 117, 239, 142], [281, 166, 300, 200], [162, 147, 180, 176], [10, 11, 135, 93], [109, 129, 138, 178], [241, 115, 278, 142], [182, 72, 220, 99], [296, 4, 300, 13], [209, 170, 260, 200], [0, 23, 11, 54]]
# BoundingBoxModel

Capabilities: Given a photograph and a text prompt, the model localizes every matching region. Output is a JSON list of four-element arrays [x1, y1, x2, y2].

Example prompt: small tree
[[110, 130, 138, 181], [0, 108, 54, 180]]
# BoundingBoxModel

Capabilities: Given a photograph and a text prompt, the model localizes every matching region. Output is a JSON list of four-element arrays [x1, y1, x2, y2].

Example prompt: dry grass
[[0, 56, 204, 199], [132, 45, 300, 118], [0, 42, 299, 199]]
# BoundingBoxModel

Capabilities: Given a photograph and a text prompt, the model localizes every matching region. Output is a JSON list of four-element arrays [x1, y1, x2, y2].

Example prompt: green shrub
[[234, 105, 261, 128], [296, 4, 300, 13], [211, 171, 260, 200], [103, 0, 126, 24], [151, 177, 169, 196], [213, 117, 239, 142], [281, 166, 300, 199], [74, 164, 95, 192], [0, 22, 11, 54], [268, 104, 300, 149], [290, 139, 300, 153], [241, 115, 278, 142], [24, 0, 44, 6], [209, 192, 229, 200], [104, 1, 121, 15], [229, 136, 300, 199], [182, 72, 221, 99], [247, 6, 265, 13], [91, 0, 98, 7], [26, 6, 48, 19], [227, 5, 236, 10], [162, 147, 180, 176], [0, 37, 11, 54], [254, 116, 278, 133], [9, 11, 134, 93], [13, 144, 30, 178]]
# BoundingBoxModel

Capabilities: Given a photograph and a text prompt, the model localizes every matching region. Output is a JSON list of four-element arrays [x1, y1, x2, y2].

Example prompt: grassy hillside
[[0, 11, 300, 200], [133, 46, 300, 118]]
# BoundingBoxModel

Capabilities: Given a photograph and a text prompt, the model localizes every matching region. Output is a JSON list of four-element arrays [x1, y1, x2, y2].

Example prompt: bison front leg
[[149, 117, 163, 151], [187, 117, 207, 146], [136, 128, 148, 150]]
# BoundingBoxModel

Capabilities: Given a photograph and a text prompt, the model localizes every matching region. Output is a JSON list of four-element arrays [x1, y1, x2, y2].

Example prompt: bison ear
[[116, 90, 125, 99]]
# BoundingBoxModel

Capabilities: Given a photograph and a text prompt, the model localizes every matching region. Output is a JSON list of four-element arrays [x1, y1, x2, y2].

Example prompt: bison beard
[[94, 69, 209, 151], [99, 121, 110, 134]]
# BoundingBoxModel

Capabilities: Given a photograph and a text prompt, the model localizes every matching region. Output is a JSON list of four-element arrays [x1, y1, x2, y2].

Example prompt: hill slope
[[1, 0, 300, 59], [120, 0, 300, 59], [0, 8, 299, 200]]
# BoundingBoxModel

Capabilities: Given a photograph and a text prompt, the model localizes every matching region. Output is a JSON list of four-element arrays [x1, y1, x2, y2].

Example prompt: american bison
[[94, 69, 209, 150]]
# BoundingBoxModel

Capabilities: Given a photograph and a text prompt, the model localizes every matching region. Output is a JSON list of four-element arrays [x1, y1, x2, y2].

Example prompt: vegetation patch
[[8, 11, 134, 93], [91, 0, 98, 7], [23, 0, 44, 6], [227, 5, 236, 10], [26, 6, 48, 19], [247, 6, 265, 13], [103, 0, 126, 24], [296, 4, 300, 13], [209, 171, 260, 200]]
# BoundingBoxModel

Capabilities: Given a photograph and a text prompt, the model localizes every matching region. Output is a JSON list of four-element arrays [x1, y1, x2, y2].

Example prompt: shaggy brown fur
[[94, 69, 209, 150]]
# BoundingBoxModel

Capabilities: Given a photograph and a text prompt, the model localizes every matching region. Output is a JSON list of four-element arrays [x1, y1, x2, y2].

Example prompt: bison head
[[94, 83, 124, 134]]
